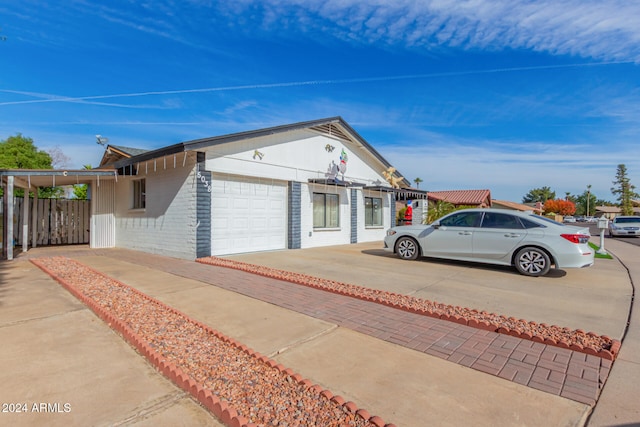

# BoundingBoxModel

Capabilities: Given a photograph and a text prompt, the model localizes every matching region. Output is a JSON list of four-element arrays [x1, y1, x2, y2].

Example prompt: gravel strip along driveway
[[197, 256, 619, 359], [32, 257, 390, 427]]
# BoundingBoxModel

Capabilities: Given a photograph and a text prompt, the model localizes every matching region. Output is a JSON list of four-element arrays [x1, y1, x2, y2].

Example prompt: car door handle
[[504, 233, 521, 238], [458, 231, 472, 235]]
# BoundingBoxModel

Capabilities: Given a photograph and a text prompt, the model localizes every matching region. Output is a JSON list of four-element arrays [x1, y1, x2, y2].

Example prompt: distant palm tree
[[414, 177, 423, 189]]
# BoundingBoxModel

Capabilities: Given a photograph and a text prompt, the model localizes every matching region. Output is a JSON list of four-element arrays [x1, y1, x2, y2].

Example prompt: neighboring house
[[427, 189, 492, 208], [593, 205, 640, 218], [492, 199, 540, 213], [595, 206, 621, 219], [595, 200, 640, 218], [90, 116, 412, 259]]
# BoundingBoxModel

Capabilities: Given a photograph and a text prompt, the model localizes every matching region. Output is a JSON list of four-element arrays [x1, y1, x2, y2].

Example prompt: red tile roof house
[[2, 117, 424, 260], [427, 189, 492, 208], [394, 189, 491, 225]]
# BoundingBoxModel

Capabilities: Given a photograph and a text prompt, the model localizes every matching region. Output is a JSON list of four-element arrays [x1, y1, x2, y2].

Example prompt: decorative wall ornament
[[325, 148, 349, 181], [382, 167, 404, 189], [325, 144, 335, 152], [253, 150, 264, 160], [338, 149, 348, 175]]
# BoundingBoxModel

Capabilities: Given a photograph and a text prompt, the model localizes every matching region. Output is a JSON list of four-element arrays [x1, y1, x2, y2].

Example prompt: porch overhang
[[0, 169, 117, 190]]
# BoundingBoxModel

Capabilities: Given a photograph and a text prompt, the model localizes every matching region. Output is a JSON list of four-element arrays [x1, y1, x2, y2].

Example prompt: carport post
[[5, 176, 13, 260], [31, 188, 38, 249], [22, 187, 28, 253]]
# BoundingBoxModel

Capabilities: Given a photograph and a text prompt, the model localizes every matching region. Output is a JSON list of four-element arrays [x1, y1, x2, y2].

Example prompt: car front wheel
[[514, 247, 551, 277], [396, 237, 420, 260]]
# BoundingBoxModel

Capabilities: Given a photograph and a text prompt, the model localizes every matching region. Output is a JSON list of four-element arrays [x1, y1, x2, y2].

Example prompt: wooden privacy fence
[[1, 198, 90, 246]]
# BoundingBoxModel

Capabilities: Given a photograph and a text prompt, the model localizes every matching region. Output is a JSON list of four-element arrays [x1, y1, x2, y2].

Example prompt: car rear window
[[528, 215, 562, 226], [481, 212, 524, 229], [519, 217, 544, 229]]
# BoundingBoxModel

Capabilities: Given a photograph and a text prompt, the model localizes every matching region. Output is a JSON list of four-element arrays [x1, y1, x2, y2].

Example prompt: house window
[[132, 179, 146, 209], [365, 197, 383, 226], [313, 193, 339, 228]]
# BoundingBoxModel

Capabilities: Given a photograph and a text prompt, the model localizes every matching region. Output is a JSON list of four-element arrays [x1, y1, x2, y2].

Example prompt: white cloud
[[215, 0, 640, 61]]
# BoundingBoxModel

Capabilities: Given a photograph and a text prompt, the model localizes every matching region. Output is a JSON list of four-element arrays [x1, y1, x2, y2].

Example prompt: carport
[[1, 169, 118, 260]]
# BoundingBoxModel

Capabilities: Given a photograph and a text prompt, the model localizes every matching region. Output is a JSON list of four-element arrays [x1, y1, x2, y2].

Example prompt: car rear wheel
[[514, 247, 551, 277], [396, 237, 420, 260]]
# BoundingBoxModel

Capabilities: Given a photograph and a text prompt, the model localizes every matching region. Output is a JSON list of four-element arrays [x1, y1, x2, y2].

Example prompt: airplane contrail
[[0, 61, 632, 107]]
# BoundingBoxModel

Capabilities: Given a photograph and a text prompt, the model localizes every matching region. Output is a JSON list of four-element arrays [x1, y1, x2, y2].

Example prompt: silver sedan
[[383, 208, 595, 277], [608, 216, 640, 237]]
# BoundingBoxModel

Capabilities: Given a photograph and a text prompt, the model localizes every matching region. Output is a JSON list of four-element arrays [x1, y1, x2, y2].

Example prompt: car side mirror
[[432, 221, 440, 229]]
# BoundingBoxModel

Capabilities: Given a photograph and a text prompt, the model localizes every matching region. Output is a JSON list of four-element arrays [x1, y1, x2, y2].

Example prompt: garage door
[[211, 175, 287, 255]]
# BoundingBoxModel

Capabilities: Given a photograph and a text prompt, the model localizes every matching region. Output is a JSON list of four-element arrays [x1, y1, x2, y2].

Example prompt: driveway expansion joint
[[268, 325, 339, 358]]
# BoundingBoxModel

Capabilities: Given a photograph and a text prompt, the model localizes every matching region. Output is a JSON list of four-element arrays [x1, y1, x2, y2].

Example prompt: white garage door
[[211, 175, 287, 255]]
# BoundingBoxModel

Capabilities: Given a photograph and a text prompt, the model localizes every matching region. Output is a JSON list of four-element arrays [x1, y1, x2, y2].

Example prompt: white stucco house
[[2, 117, 427, 260]]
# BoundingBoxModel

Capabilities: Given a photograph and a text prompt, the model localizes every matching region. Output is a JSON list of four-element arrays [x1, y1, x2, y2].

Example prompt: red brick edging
[[197, 256, 621, 360], [31, 258, 394, 427]]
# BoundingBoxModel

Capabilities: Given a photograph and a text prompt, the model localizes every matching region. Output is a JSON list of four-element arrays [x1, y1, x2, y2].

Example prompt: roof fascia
[[112, 142, 186, 169]]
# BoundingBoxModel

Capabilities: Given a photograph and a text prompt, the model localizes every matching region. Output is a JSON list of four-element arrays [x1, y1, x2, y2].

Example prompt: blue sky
[[1, 0, 639, 203]]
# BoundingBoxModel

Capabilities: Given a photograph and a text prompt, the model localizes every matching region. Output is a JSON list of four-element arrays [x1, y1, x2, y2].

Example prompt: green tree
[[0, 134, 53, 168], [413, 177, 423, 189], [575, 189, 597, 216], [0, 133, 63, 198], [522, 186, 556, 204], [611, 164, 639, 216], [72, 164, 93, 199]]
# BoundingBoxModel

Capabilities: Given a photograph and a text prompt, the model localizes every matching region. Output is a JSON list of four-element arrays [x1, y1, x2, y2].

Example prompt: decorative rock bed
[[32, 257, 393, 427], [196, 256, 621, 360]]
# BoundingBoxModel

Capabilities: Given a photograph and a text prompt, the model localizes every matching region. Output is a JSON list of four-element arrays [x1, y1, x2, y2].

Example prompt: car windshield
[[615, 217, 640, 224]]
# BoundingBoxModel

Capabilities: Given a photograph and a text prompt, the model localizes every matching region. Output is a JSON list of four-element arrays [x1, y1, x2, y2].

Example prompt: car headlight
[[386, 230, 397, 237]]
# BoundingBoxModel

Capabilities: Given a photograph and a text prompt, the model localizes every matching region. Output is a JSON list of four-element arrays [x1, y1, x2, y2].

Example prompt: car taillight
[[561, 234, 590, 244]]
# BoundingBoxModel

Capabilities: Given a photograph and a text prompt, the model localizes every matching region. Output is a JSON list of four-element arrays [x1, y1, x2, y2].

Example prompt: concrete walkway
[[0, 237, 638, 426], [585, 238, 640, 426]]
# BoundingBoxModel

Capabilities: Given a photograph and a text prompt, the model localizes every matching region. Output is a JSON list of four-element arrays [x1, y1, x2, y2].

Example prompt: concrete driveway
[[3, 241, 634, 426], [226, 241, 632, 340]]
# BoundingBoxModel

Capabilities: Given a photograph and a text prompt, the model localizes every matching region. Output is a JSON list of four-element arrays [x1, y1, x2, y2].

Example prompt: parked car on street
[[563, 216, 576, 223], [383, 208, 594, 277], [608, 216, 640, 237]]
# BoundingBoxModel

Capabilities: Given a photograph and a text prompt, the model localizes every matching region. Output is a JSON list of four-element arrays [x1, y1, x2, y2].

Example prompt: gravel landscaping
[[32, 257, 391, 427]]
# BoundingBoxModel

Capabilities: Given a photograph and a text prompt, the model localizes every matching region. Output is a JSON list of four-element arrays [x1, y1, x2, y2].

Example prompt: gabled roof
[[110, 117, 412, 187], [428, 189, 492, 207], [595, 206, 621, 213], [99, 145, 150, 167]]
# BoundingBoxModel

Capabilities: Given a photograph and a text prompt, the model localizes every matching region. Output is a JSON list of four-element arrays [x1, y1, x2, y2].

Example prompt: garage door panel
[[250, 198, 267, 210], [212, 176, 287, 256], [233, 197, 250, 209]]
